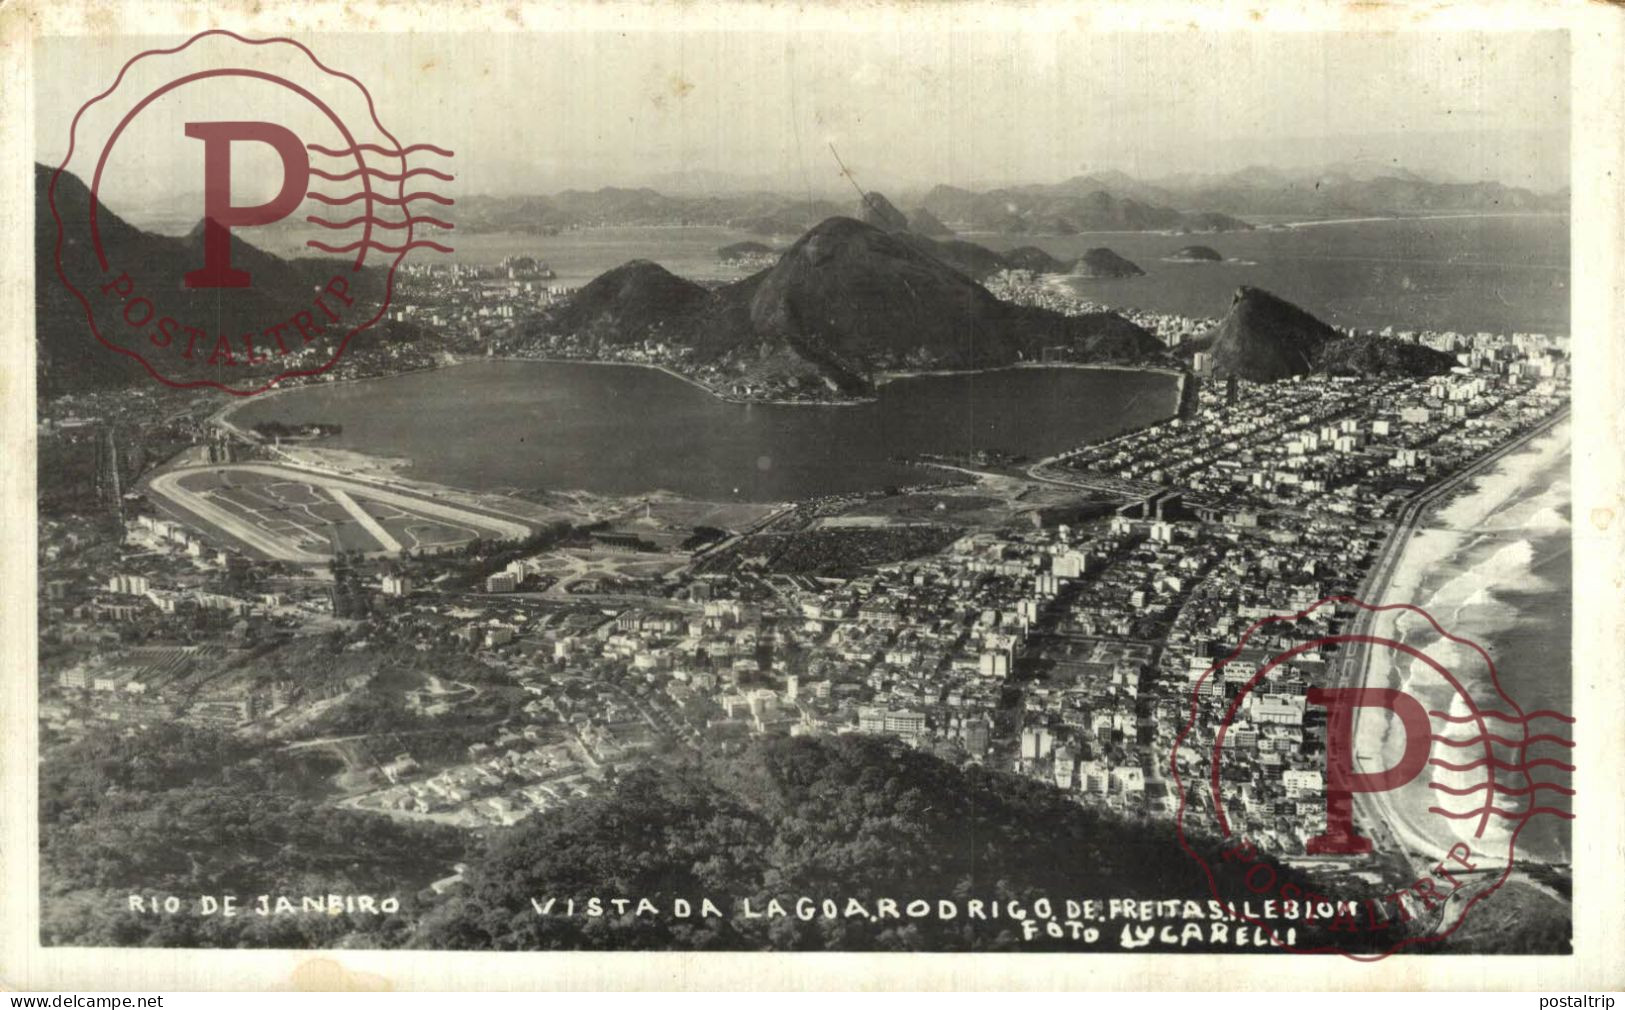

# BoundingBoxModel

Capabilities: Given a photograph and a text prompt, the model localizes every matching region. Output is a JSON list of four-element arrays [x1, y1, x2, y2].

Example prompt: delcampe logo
[[49, 30, 455, 396], [1170, 596, 1574, 961]]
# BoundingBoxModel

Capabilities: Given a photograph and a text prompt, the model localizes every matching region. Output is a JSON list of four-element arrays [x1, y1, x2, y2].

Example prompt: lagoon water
[[234, 361, 1180, 501]]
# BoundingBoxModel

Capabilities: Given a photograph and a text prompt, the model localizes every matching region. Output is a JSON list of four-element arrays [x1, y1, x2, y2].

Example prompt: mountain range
[[38, 164, 1465, 402], [918, 179, 1250, 235], [1077, 165, 1567, 219], [451, 176, 1254, 237], [454, 189, 849, 237], [538, 215, 1164, 395], [441, 163, 1563, 240], [37, 164, 411, 396], [118, 163, 1565, 243]]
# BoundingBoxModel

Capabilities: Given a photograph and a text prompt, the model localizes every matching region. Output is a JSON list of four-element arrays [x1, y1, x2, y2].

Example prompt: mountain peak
[[1202, 286, 1342, 381], [856, 191, 911, 233]]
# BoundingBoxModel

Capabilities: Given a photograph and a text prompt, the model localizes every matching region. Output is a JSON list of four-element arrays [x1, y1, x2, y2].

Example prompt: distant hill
[[456, 188, 845, 236], [908, 207, 954, 237], [455, 179, 1252, 237], [1189, 286, 1456, 381], [438, 166, 1562, 238], [920, 180, 1253, 235], [546, 260, 711, 341], [736, 201, 848, 236], [857, 191, 1015, 279], [717, 240, 774, 261], [1168, 245, 1223, 262], [536, 216, 1164, 393], [1072, 248, 1145, 279], [1145, 167, 1567, 219]]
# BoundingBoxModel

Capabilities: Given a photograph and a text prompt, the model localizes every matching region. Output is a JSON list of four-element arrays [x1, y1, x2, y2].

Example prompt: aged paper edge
[[0, 0, 1620, 992]]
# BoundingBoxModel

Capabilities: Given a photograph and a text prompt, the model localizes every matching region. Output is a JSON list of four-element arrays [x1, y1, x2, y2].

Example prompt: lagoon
[[232, 360, 1180, 502]]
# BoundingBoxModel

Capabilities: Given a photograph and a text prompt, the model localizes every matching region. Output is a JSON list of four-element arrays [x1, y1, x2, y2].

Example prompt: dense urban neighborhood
[[39, 254, 1567, 862]]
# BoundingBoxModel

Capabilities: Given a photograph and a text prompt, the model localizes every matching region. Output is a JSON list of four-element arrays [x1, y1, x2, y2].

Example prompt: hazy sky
[[35, 28, 1569, 207]]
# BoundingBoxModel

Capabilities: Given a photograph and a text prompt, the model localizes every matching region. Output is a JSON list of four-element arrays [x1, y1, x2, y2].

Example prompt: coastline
[[471, 355, 876, 408], [874, 360, 1186, 387], [1278, 211, 1568, 230], [954, 211, 1567, 240], [1351, 412, 1572, 868], [208, 358, 455, 442]]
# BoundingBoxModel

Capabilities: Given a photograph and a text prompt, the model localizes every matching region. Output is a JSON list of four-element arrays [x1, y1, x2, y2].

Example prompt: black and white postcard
[[3, 0, 1622, 992]]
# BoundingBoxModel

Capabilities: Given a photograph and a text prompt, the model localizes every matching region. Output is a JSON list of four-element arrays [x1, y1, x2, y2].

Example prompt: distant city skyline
[[35, 28, 1568, 211]]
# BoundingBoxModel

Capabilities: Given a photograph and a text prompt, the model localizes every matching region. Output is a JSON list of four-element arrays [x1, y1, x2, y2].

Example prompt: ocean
[[994, 214, 1570, 336], [232, 214, 1569, 337], [1364, 421, 1573, 865]]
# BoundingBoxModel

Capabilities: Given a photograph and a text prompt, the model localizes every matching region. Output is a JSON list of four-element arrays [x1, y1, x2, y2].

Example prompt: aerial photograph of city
[[29, 22, 1574, 958]]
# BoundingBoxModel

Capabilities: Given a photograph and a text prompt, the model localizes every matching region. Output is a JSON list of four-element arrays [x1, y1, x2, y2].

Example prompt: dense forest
[[39, 727, 466, 948], [413, 735, 1374, 952], [41, 730, 1564, 953]]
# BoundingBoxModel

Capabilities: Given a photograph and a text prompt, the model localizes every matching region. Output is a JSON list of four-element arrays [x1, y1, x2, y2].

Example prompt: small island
[[1002, 246, 1070, 274], [1071, 247, 1145, 278], [1167, 244, 1224, 262], [717, 241, 777, 269]]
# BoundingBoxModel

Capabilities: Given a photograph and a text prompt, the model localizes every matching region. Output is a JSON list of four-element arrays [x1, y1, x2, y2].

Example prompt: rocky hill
[[898, 234, 1010, 281], [744, 218, 1156, 381], [1314, 332, 1458, 377], [1190, 286, 1456, 381], [1193, 286, 1341, 380]]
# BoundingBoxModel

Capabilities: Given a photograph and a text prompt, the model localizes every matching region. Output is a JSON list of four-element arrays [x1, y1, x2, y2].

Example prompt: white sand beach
[[1356, 419, 1573, 867]]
